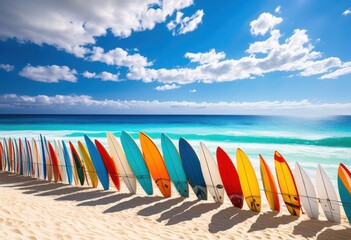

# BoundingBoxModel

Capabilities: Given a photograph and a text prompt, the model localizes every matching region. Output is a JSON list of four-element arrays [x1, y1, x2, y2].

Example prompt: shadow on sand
[[157, 199, 198, 223], [166, 202, 221, 226], [78, 193, 133, 206], [248, 211, 297, 233], [317, 227, 351, 240], [293, 219, 336, 238], [103, 196, 163, 213], [137, 197, 185, 217], [208, 207, 256, 233]]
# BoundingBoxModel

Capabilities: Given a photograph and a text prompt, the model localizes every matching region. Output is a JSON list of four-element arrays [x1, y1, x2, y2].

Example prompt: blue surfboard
[[120, 131, 153, 195], [40, 134, 47, 180], [161, 133, 189, 197], [13, 138, 18, 175], [62, 140, 73, 185], [179, 137, 207, 200], [84, 135, 109, 190]]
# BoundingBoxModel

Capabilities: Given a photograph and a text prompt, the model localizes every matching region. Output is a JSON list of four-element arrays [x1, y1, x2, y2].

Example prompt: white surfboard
[[198, 142, 224, 203], [294, 162, 319, 219], [107, 132, 137, 194], [55, 140, 68, 183], [316, 164, 341, 223]]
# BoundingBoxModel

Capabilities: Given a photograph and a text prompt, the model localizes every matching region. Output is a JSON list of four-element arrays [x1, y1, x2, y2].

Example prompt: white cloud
[[167, 9, 204, 35], [82, 71, 97, 78], [155, 83, 180, 91], [185, 49, 225, 64], [343, 9, 351, 16], [250, 12, 283, 36], [83, 71, 120, 82], [0, 64, 15, 72], [19, 65, 77, 83], [0, 0, 195, 57], [320, 62, 351, 79], [127, 13, 351, 84], [1, 94, 351, 115], [88, 47, 152, 68], [189, 89, 196, 93], [275, 6, 281, 14]]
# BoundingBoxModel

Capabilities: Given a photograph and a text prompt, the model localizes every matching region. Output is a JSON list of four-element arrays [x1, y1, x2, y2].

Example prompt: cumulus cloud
[[250, 12, 283, 36], [1, 94, 351, 115], [343, 9, 351, 16], [19, 65, 77, 83], [126, 12, 351, 84], [185, 49, 225, 64], [155, 83, 180, 91], [0, 0, 195, 57], [88, 47, 152, 68], [320, 62, 351, 79], [167, 9, 204, 35], [189, 89, 197, 93], [0, 64, 15, 72], [83, 71, 120, 81]]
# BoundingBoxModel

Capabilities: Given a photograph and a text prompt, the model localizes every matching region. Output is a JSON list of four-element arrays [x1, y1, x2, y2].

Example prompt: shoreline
[[1, 172, 350, 239]]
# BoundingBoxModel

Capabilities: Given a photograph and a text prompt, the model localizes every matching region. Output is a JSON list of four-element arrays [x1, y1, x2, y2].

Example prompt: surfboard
[[198, 142, 224, 203], [32, 138, 40, 179], [62, 141, 73, 185], [107, 132, 137, 194], [140, 132, 171, 198], [69, 141, 85, 186], [20, 138, 26, 176], [217, 147, 243, 207], [260, 154, 280, 211], [78, 141, 98, 188], [316, 164, 341, 223], [179, 137, 207, 200], [161, 133, 189, 197], [48, 142, 62, 182], [3, 138, 9, 172], [25, 138, 32, 176], [13, 138, 18, 174], [95, 139, 120, 191], [18, 138, 22, 175], [55, 140, 67, 183], [294, 162, 319, 219], [274, 151, 301, 216], [237, 148, 261, 212], [120, 131, 153, 195], [8, 138, 14, 172], [84, 135, 109, 190], [338, 163, 351, 224], [44, 137, 53, 182], [39, 134, 47, 180]]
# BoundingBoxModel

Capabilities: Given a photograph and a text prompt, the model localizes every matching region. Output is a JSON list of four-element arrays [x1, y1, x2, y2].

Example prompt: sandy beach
[[0, 172, 350, 240]]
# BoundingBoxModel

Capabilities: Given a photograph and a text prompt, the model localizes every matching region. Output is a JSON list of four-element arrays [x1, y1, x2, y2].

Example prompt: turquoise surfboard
[[161, 133, 189, 197], [84, 135, 109, 190], [179, 137, 207, 200], [120, 131, 153, 195]]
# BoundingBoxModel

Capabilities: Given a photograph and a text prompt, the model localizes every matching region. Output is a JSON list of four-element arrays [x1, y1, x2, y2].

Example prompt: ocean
[[0, 114, 350, 187]]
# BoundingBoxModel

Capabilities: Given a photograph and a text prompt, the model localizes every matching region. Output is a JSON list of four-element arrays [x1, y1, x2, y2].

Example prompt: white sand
[[0, 172, 350, 240]]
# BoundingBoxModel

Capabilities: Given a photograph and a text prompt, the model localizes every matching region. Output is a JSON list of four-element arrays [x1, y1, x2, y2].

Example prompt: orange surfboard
[[140, 132, 171, 198]]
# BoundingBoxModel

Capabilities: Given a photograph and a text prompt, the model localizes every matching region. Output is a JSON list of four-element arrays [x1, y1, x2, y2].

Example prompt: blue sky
[[0, 0, 350, 115]]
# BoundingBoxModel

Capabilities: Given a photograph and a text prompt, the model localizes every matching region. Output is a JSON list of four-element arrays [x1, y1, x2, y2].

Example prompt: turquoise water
[[0, 114, 350, 186]]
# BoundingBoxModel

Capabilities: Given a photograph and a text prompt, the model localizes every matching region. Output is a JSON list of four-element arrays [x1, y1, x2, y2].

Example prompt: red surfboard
[[216, 146, 244, 208], [95, 140, 120, 191], [48, 142, 62, 182]]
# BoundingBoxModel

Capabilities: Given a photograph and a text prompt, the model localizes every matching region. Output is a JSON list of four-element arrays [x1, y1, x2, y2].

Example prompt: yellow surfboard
[[236, 148, 261, 212], [274, 151, 301, 216], [260, 154, 280, 211], [78, 141, 98, 188]]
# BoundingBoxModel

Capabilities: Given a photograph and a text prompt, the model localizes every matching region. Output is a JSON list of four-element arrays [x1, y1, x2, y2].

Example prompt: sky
[[0, 0, 350, 115]]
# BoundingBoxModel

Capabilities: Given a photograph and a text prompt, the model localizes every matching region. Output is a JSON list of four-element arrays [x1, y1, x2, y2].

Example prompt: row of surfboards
[[0, 131, 350, 224]]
